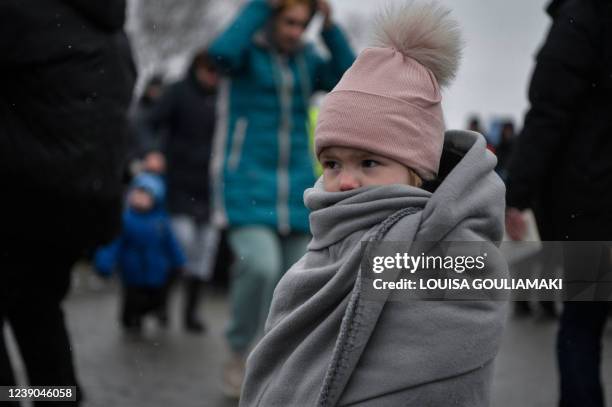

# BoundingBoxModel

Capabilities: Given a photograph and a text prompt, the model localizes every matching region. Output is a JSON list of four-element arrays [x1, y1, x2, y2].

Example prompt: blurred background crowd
[[1, 0, 612, 406]]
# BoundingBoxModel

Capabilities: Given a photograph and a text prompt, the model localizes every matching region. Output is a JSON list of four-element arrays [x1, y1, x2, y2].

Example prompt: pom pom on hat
[[373, 0, 463, 88]]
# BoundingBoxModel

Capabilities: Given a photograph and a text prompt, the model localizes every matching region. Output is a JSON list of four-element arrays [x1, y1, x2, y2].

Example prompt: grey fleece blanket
[[240, 130, 509, 406]]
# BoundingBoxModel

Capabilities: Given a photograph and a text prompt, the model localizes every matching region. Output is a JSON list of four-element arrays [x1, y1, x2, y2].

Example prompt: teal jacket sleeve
[[208, 0, 273, 74], [314, 24, 356, 91]]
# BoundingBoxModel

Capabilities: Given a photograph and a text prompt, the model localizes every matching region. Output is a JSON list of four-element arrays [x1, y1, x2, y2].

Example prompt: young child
[[240, 1, 508, 406], [95, 173, 185, 334]]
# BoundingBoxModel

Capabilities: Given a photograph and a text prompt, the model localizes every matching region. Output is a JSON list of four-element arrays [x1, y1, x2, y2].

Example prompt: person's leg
[[511, 255, 536, 317], [225, 226, 282, 353], [0, 332, 19, 407], [0, 320, 16, 387], [280, 232, 310, 273], [121, 286, 143, 333], [183, 275, 203, 332], [538, 242, 561, 317], [6, 255, 82, 406], [171, 215, 197, 273], [0, 286, 16, 389], [172, 216, 206, 332], [223, 226, 281, 398], [557, 302, 608, 407], [266, 231, 309, 321], [152, 284, 170, 328], [183, 222, 221, 332], [197, 223, 221, 282], [558, 242, 610, 407], [146, 286, 169, 328]]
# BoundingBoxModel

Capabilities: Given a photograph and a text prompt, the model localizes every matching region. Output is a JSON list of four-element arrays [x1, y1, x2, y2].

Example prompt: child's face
[[320, 147, 421, 192], [129, 188, 154, 212], [143, 151, 166, 174]]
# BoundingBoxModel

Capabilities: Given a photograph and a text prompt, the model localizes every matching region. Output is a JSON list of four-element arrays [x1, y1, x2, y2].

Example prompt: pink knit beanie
[[315, 1, 463, 180]]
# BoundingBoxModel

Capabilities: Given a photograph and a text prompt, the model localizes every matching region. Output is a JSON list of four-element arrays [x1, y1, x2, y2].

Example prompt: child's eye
[[322, 160, 339, 170], [362, 159, 380, 168]]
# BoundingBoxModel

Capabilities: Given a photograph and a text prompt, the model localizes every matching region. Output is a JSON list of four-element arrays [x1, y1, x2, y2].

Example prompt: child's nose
[[338, 171, 360, 191]]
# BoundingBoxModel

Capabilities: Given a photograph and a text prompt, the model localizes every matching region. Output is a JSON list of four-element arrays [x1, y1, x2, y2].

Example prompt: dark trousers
[[558, 302, 609, 407], [558, 239, 611, 407], [183, 276, 202, 324], [1, 252, 81, 407], [0, 325, 18, 407]]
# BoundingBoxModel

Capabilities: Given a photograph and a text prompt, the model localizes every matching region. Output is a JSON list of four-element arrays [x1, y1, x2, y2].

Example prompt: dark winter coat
[[130, 97, 164, 159], [0, 0, 136, 252], [145, 73, 217, 222], [506, 0, 612, 240], [494, 137, 515, 181], [94, 174, 186, 287]]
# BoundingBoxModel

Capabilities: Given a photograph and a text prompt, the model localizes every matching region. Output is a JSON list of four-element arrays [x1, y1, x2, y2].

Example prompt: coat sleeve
[[207, 0, 273, 74], [94, 237, 123, 277], [140, 84, 179, 154], [313, 24, 356, 92], [506, 0, 598, 209]]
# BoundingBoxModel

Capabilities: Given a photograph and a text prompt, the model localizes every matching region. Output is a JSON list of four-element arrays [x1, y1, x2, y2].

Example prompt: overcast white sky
[[326, 0, 552, 133]]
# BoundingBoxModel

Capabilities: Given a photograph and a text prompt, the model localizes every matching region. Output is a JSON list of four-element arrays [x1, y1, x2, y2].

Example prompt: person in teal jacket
[[208, 0, 354, 397]]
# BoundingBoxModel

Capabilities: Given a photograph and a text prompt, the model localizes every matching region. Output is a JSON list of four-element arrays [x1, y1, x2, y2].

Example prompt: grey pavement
[[4, 265, 612, 407]]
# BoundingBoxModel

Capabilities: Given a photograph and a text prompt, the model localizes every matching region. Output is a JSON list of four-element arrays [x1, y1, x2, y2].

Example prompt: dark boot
[[184, 276, 206, 333]]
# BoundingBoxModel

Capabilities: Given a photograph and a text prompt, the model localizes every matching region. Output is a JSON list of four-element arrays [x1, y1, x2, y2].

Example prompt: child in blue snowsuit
[[95, 173, 185, 332]]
